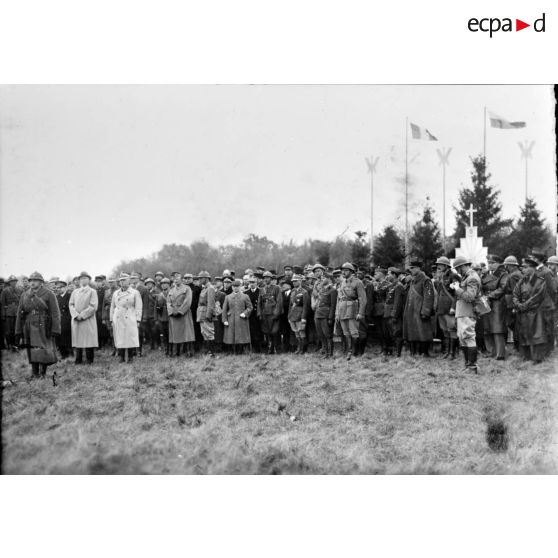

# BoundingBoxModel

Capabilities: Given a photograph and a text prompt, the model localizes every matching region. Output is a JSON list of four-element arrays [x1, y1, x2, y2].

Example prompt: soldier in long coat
[[513, 257, 547, 363], [288, 274, 311, 354], [110, 273, 143, 363], [154, 277, 171, 355], [185, 274, 203, 353], [481, 255, 509, 360], [94, 275, 108, 348], [213, 278, 226, 353], [103, 279, 118, 355], [531, 250, 557, 357], [167, 274, 195, 357], [130, 272, 150, 356], [222, 279, 253, 353], [144, 278, 159, 350], [1, 275, 21, 351], [245, 276, 262, 352], [402, 258, 435, 356], [503, 255, 523, 350], [69, 271, 99, 364], [372, 268, 389, 356], [335, 262, 367, 360], [55, 278, 73, 358], [15, 271, 61, 378]]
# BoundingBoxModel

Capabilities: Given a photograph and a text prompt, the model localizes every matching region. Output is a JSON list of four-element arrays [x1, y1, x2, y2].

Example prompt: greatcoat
[[15, 285, 61, 364], [513, 274, 547, 347], [481, 265, 508, 335], [167, 283, 195, 343], [222, 291, 253, 345], [69, 286, 99, 348], [110, 287, 143, 348], [402, 271, 435, 342]]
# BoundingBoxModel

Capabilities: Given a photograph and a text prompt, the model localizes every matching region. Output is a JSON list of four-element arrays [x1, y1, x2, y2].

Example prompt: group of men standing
[[2, 249, 557, 378]]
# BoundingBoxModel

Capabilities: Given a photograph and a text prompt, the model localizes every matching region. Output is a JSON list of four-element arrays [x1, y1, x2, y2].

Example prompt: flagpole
[[405, 117, 409, 259], [442, 151, 447, 253], [483, 106, 487, 160]]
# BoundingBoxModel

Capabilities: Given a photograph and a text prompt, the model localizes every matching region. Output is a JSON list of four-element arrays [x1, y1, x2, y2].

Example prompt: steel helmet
[[546, 255, 558, 265], [453, 256, 471, 269], [503, 255, 519, 266], [341, 262, 356, 272], [263, 271, 273, 278], [435, 256, 451, 266], [198, 271, 211, 278]]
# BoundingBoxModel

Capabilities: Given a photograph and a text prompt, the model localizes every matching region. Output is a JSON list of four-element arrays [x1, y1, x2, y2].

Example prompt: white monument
[[454, 203, 488, 265]]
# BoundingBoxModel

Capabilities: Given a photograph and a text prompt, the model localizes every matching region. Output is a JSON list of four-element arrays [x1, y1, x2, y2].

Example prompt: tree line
[[114, 155, 555, 277]]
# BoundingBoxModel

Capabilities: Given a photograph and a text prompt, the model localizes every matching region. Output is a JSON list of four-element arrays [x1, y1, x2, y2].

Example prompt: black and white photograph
[[1, 84, 556, 475]]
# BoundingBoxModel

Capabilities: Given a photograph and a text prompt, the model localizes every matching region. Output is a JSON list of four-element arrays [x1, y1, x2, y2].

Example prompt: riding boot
[[346, 336, 353, 360], [441, 338, 450, 359], [462, 346, 469, 367], [40, 364, 48, 378], [466, 347, 478, 373], [328, 338, 334, 358], [300, 337, 308, 354], [176, 343, 182, 357], [207, 340, 215, 357], [75, 348, 83, 364], [449, 338, 457, 360], [421, 342, 430, 357], [395, 338, 403, 357], [118, 348, 125, 363], [31, 362, 40, 378]]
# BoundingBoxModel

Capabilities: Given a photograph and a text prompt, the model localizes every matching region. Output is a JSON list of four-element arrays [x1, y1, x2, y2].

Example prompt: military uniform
[[0, 281, 21, 349], [402, 270, 435, 355], [535, 264, 557, 356], [383, 277, 406, 356], [288, 285, 310, 353], [245, 285, 262, 352], [196, 278, 216, 354], [504, 266, 523, 349], [314, 282, 338, 357], [373, 278, 390, 355], [257, 282, 283, 353], [435, 269, 458, 357], [56, 289, 73, 358], [155, 289, 170, 354], [481, 264, 509, 359], [335, 271, 367, 358]]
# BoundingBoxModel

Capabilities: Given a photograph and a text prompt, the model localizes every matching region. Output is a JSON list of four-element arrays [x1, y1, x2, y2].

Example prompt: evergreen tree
[[409, 205, 443, 272], [453, 155, 513, 252], [372, 226, 405, 268], [500, 198, 551, 259]]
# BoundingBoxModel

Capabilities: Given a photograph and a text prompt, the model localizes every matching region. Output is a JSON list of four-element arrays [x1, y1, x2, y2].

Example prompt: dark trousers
[[75, 347, 94, 364]]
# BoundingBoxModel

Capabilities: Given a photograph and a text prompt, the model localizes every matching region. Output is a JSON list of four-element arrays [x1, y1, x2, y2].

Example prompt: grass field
[[2, 346, 557, 474]]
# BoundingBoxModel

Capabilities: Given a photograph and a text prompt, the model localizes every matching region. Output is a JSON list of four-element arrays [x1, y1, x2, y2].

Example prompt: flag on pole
[[488, 110, 526, 129], [410, 122, 438, 141]]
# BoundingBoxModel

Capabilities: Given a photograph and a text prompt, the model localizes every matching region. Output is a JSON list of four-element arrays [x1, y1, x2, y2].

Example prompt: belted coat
[[222, 291, 253, 344], [69, 285, 99, 348], [110, 287, 143, 348]]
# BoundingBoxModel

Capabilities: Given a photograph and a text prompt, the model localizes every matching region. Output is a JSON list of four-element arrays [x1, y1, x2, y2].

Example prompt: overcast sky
[[0, 85, 555, 277]]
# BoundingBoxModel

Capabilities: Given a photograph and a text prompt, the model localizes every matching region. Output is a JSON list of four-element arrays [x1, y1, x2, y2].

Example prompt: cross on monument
[[466, 203, 477, 228]]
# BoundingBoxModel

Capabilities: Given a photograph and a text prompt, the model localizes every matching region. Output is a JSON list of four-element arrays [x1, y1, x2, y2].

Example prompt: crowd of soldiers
[[2, 249, 557, 379]]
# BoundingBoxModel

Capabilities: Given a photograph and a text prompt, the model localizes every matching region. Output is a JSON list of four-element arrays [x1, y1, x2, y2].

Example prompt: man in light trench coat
[[110, 273, 143, 363], [69, 271, 99, 364]]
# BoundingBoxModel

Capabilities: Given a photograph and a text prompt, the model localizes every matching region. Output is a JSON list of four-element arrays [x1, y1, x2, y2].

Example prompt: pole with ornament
[[517, 140, 535, 200], [436, 146, 452, 254], [365, 155, 379, 259]]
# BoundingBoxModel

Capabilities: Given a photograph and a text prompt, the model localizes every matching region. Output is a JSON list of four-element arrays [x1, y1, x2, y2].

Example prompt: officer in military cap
[[451, 256, 481, 373], [257, 270, 283, 354], [288, 274, 310, 354], [530, 250, 557, 356], [503, 255, 522, 350], [371, 266, 389, 356], [482, 255, 509, 360], [196, 271, 216, 357], [402, 258, 434, 357], [335, 262, 367, 360], [434, 256, 458, 359]]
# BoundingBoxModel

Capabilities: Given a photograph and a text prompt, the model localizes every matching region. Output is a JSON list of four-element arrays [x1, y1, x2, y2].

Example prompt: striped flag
[[410, 122, 438, 141], [488, 110, 526, 129]]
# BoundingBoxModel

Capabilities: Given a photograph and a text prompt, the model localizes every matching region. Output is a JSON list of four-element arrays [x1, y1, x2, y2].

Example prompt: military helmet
[[144, 277, 155, 285], [341, 262, 356, 272], [118, 272, 130, 281], [29, 271, 45, 282], [435, 256, 451, 266], [198, 271, 211, 279], [155, 271, 164, 277], [453, 256, 471, 269], [161, 277, 171, 284], [7, 274, 18, 283], [503, 255, 519, 266], [312, 263, 325, 272], [546, 255, 558, 265], [292, 274, 303, 282], [263, 271, 273, 278], [79, 271, 92, 280]]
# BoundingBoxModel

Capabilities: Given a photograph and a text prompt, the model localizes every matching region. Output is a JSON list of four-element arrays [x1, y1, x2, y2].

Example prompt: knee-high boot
[[346, 336, 353, 360]]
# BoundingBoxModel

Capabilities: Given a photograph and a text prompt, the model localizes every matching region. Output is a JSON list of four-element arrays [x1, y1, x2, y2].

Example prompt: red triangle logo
[[516, 19, 530, 31]]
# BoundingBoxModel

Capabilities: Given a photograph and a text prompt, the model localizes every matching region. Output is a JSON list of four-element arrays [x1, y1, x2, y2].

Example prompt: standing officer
[[335, 262, 367, 360], [434, 256, 458, 359], [450, 256, 481, 373], [288, 274, 310, 354], [245, 276, 262, 352], [371, 267, 389, 356], [482, 255, 509, 360], [69, 271, 99, 365], [314, 273, 337, 358], [1, 275, 21, 351], [503, 255, 522, 351], [196, 271, 216, 357], [154, 277, 171, 355], [55, 278, 73, 359], [531, 250, 557, 357], [402, 258, 435, 357], [384, 268, 406, 357], [257, 270, 283, 354]]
